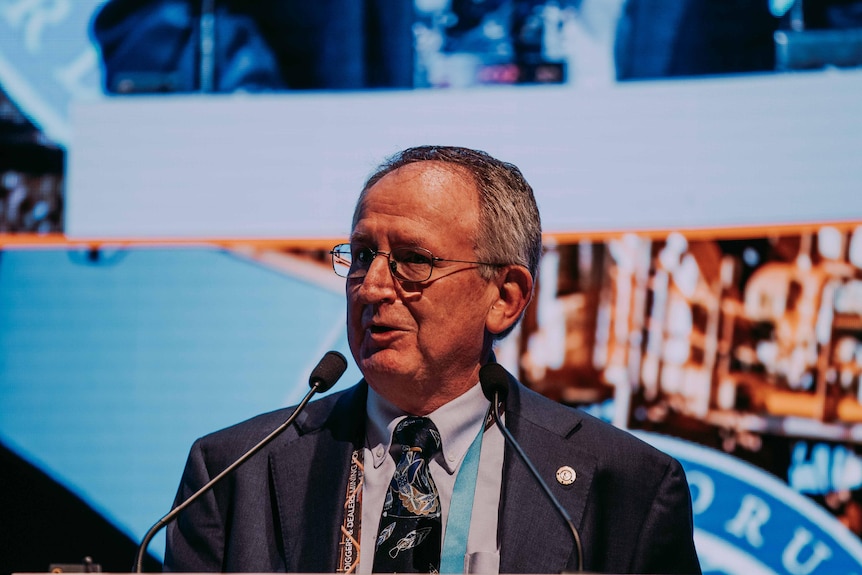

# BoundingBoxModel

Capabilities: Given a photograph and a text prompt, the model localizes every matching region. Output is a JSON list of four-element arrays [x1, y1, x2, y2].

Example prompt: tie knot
[[393, 416, 441, 459]]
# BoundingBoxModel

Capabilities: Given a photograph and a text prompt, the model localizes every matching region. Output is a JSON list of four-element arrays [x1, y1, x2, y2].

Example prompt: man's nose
[[355, 253, 396, 300]]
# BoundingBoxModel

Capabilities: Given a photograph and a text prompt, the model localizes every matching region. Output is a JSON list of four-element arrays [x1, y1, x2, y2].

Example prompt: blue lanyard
[[440, 426, 484, 573]]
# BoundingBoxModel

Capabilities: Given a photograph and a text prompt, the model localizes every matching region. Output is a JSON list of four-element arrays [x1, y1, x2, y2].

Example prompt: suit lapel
[[265, 377, 596, 572], [498, 380, 597, 574], [269, 383, 367, 572]]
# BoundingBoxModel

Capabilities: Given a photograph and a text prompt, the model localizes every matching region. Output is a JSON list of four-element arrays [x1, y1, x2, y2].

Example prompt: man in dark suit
[[165, 145, 701, 574]]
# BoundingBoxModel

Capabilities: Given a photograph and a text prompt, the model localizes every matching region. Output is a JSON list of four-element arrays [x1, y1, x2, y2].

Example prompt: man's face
[[346, 161, 499, 414]]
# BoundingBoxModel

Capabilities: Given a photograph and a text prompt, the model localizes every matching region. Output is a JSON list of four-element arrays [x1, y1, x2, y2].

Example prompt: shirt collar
[[366, 382, 490, 474]]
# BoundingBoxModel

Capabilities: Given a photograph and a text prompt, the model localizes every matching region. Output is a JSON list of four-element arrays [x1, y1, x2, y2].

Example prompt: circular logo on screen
[[635, 432, 862, 575]]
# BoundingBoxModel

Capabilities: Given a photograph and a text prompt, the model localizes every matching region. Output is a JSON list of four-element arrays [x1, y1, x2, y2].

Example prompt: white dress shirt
[[358, 383, 505, 574]]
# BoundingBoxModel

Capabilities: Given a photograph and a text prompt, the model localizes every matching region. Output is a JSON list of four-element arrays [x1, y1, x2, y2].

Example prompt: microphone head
[[479, 362, 510, 403], [309, 351, 348, 392]]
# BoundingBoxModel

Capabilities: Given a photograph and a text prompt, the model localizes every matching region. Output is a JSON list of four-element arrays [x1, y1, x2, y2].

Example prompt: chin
[[356, 349, 418, 385], [359, 354, 409, 379]]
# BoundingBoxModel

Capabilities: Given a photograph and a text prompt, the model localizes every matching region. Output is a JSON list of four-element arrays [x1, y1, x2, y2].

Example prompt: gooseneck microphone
[[479, 362, 584, 573], [133, 350, 348, 572]]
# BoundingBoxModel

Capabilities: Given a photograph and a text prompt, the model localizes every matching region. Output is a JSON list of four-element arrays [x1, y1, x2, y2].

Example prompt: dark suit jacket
[[165, 377, 701, 574]]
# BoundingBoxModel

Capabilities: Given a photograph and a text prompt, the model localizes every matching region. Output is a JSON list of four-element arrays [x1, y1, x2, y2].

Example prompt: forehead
[[352, 161, 480, 243]]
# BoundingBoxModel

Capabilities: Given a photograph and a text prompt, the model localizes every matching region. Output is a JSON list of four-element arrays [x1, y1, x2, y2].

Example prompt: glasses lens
[[331, 245, 435, 282], [331, 245, 352, 278], [391, 247, 433, 282]]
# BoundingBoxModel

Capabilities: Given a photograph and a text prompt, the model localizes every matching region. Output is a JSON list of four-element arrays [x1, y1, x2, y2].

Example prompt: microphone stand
[[133, 381, 327, 572], [489, 391, 584, 573]]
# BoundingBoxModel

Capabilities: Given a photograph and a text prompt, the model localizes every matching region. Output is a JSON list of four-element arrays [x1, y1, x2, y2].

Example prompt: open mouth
[[369, 325, 395, 334]]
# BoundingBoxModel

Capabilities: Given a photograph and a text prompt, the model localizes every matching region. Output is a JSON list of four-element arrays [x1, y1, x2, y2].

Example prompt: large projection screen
[[4, 1, 862, 574], [67, 69, 862, 239]]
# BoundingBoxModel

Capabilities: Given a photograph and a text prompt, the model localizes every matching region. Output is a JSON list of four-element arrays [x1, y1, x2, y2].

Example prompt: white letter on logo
[[54, 48, 101, 99], [782, 527, 832, 575], [724, 494, 771, 547], [686, 470, 714, 515], [1, 0, 70, 53]]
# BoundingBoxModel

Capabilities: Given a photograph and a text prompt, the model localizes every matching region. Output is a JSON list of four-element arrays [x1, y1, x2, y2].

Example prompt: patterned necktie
[[373, 416, 443, 573]]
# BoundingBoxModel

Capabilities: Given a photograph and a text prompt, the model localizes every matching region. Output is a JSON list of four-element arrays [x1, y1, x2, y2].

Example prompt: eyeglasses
[[330, 243, 501, 283]]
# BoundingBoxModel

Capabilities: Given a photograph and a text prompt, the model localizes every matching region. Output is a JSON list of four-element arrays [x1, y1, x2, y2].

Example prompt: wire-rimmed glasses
[[330, 243, 501, 283]]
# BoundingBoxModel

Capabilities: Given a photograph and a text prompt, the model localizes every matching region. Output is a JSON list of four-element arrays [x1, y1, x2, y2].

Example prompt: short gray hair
[[355, 145, 542, 282]]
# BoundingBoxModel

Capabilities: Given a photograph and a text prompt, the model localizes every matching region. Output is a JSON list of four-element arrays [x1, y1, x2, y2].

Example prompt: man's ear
[[486, 266, 533, 335]]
